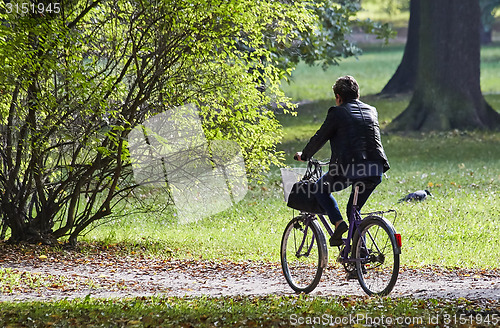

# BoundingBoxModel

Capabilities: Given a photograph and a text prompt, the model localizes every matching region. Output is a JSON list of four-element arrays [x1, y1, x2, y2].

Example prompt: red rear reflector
[[395, 234, 402, 247]]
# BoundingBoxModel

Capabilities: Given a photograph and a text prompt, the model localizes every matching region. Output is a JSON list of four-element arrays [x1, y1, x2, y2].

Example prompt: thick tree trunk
[[387, 0, 500, 131], [379, 0, 419, 95]]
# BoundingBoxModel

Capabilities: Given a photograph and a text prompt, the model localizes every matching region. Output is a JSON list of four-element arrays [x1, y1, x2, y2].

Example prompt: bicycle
[[280, 159, 402, 296]]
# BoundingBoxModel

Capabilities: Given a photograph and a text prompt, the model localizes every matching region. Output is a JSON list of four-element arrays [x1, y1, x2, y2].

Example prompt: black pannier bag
[[287, 180, 327, 214]]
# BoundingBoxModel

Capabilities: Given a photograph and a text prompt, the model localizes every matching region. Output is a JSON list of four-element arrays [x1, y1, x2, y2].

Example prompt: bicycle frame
[[318, 185, 365, 263], [295, 186, 380, 264]]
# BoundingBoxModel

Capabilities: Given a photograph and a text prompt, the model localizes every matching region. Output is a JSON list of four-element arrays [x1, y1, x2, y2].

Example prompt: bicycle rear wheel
[[353, 215, 400, 296], [280, 214, 328, 293]]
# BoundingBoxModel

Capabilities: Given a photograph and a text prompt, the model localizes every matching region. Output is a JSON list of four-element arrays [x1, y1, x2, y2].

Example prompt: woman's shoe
[[329, 221, 348, 246]]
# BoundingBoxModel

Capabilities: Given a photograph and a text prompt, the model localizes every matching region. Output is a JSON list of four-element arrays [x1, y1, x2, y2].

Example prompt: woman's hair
[[333, 75, 359, 101]]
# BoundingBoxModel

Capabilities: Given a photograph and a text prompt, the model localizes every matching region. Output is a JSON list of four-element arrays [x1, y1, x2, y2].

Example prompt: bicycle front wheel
[[280, 214, 328, 293], [353, 215, 400, 296]]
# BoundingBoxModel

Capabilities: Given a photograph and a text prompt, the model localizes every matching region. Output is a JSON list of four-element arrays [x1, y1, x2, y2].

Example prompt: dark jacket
[[301, 99, 390, 178]]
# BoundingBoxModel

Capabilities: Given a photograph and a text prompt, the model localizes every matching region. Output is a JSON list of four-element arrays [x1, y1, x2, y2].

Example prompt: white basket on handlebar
[[280, 167, 306, 203]]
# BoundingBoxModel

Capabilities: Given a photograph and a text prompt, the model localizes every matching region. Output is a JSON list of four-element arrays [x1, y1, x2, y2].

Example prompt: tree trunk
[[379, 0, 419, 95], [387, 0, 500, 131]]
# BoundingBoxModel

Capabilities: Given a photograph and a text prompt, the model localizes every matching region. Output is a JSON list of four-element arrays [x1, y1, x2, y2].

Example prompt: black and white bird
[[398, 190, 432, 202]]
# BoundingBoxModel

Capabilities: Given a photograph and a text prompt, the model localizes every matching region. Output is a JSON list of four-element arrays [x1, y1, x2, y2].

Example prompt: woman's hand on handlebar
[[294, 152, 304, 161]]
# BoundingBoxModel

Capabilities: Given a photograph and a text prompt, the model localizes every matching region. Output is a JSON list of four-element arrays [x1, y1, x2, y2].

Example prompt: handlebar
[[299, 157, 327, 181], [312, 159, 329, 166], [298, 157, 329, 166], [293, 153, 328, 166]]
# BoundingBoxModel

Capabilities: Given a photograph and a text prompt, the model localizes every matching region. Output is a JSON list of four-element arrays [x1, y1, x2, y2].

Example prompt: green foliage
[[271, 0, 394, 74], [0, 0, 330, 243], [0, 0, 395, 243]]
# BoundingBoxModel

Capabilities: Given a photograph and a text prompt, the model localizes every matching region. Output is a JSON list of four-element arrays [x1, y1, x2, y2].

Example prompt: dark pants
[[312, 173, 382, 225]]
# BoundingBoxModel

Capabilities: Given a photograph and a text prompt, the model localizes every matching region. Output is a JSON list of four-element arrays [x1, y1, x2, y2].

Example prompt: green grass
[[81, 44, 500, 269], [0, 294, 496, 327], [274, 43, 500, 268], [281, 42, 500, 101], [481, 44, 500, 94], [356, 0, 410, 29], [280, 44, 405, 100], [84, 185, 291, 262], [485, 94, 500, 111], [371, 132, 500, 267], [83, 130, 500, 269]]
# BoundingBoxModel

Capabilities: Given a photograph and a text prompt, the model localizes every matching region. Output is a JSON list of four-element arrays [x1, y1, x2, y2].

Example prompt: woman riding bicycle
[[295, 75, 390, 247]]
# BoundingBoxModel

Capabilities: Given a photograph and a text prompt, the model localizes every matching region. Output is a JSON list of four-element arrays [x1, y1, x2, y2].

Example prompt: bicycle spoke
[[355, 216, 399, 296], [366, 225, 389, 257], [281, 215, 327, 293]]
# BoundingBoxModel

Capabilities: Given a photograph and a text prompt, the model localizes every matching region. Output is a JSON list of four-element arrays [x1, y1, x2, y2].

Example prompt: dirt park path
[[1, 244, 499, 303]]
